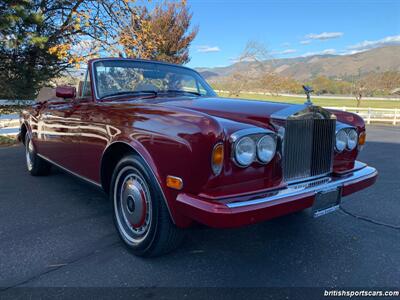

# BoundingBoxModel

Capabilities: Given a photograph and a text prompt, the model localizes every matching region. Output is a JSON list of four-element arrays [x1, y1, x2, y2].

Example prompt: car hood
[[158, 96, 294, 128]]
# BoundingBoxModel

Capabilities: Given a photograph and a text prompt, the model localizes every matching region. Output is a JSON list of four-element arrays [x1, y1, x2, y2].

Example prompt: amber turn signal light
[[358, 131, 366, 146], [166, 175, 183, 190], [211, 143, 224, 175]]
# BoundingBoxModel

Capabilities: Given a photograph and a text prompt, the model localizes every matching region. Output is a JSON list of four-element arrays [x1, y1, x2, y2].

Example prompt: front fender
[[329, 109, 366, 172], [105, 107, 225, 227]]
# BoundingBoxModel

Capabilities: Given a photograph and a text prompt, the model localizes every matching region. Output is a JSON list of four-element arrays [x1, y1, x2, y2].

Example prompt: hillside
[[197, 46, 400, 81]]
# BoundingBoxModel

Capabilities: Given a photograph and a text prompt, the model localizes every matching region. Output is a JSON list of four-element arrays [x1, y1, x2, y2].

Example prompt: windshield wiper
[[100, 90, 158, 100], [163, 90, 201, 96]]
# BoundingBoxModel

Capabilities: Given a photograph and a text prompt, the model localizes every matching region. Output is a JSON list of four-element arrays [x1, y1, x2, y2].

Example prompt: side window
[[169, 74, 202, 94], [180, 75, 198, 93], [81, 71, 92, 98]]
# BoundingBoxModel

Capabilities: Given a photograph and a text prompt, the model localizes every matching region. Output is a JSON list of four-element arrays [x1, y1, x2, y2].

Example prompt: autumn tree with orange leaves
[[1, 0, 114, 99], [0, 0, 197, 100], [118, 1, 198, 64]]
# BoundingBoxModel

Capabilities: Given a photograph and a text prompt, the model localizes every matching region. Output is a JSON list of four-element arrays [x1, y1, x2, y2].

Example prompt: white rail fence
[[0, 114, 20, 136], [215, 90, 400, 101], [0, 107, 398, 136], [325, 107, 399, 125]]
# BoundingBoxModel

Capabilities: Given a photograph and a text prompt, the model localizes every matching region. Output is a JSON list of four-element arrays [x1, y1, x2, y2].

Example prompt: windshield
[[93, 60, 217, 99]]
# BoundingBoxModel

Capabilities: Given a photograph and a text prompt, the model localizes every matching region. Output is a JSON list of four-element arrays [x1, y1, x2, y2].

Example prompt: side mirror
[[56, 86, 76, 99]]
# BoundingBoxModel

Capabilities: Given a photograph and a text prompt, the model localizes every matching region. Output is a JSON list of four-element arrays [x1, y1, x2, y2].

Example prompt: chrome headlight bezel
[[230, 128, 277, 167], [256, 134, 277, 164], [346, 128, 358, 150], [234, 136, 257, 167], [335, 126, 358, 153], [335, 129, 348, 152]]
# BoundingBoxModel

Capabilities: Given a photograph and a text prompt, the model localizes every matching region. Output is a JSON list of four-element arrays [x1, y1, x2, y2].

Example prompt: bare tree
[[237, 40, 273, 63], [351, 69, 366, 108], [353, 81, 366, 108], [227, 40, 273, 96], [353, 71, 400, 103]]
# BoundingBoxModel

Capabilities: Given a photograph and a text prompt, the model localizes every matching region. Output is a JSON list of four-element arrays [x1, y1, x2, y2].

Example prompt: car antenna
[[302, 85, 314, 106]]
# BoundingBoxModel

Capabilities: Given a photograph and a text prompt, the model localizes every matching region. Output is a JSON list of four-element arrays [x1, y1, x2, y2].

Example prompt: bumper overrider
[[176, 161, 377, 228]]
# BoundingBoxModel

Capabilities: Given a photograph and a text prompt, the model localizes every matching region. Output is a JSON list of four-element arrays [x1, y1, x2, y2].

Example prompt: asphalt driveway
[[0, 125, 399, 291]]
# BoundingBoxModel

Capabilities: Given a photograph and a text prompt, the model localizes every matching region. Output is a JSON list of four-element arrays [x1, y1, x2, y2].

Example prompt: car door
[[65, 68, 110, 183], [75, 101, 113, 183], [37, 96, 83, 174], [76, 71, 114, 183]]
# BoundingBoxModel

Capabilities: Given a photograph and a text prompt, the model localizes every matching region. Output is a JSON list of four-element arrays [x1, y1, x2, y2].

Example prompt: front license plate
[[313, 188, 342, 218]]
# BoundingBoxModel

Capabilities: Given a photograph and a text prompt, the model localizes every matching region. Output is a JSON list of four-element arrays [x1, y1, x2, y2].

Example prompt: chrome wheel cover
[[114, 166, 152, 245], [26, 137, 34, 171]]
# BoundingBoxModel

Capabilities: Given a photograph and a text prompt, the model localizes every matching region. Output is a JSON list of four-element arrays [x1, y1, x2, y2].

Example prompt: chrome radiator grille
[[283, 118, 336, 182]]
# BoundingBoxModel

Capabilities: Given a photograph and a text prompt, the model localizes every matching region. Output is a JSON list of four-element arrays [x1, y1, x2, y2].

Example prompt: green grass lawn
[[217, 92, 400, 109], [0, 135, 18, 147]]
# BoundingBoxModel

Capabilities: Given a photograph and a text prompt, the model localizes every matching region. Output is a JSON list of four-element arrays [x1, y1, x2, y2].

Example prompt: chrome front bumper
[[227, 162, 377, 208], [175, 161, 377, 228]]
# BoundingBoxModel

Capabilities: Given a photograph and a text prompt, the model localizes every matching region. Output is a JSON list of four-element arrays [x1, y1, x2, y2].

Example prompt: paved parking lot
[[0, 125, 399, 290]]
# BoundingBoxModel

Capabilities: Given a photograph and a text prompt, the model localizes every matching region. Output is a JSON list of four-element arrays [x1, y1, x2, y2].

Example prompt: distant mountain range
[[197, 46, 400, 81]]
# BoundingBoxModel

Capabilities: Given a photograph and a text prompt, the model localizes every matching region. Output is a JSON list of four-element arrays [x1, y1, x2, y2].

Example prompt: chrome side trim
[[226, 165, 377, 208], [37, 154, 102, 188]]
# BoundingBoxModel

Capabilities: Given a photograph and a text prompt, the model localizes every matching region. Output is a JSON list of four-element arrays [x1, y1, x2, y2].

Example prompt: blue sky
[[186, 0, 400, 68]]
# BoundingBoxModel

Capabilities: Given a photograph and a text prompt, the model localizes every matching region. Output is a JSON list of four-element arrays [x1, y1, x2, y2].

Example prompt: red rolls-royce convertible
[[19, 58, 377, 256]]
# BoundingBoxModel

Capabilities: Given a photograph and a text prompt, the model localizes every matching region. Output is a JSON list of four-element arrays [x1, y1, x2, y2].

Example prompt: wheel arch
[[101, 141, 137, 194], [20, 123, 28, 145], [100, 141, 178, 224]]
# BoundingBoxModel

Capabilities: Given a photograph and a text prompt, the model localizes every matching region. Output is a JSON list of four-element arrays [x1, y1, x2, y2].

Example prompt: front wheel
[[110, 154, 184, 257], [25, 133, 51, 176]]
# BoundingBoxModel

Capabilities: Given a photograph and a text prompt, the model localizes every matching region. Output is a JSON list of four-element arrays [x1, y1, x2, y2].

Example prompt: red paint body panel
[[21, 58, 377, 229], [176, 193, 315, 228]]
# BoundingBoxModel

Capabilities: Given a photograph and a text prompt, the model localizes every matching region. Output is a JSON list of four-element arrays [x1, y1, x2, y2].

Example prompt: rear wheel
[[25, 133, 51, 176], [110, 154, 184, 257]]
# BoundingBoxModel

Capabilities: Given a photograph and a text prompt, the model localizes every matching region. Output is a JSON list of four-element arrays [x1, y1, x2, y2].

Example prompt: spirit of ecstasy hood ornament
[[302, 85, 314, 106]]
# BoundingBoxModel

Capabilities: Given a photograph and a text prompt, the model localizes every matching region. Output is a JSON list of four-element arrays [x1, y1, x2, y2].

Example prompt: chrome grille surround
[[272, 105, 336, 183]]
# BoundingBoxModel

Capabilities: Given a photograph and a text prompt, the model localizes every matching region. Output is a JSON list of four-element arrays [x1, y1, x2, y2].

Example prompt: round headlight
[[257, 135, 276, 163], [346, 129, 358, 150], [235, 136, 256, 166], [335, 129, 348, 152]]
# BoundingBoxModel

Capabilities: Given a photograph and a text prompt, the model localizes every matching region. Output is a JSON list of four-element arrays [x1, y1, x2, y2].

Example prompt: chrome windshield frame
[[90, 59, 217, 101]]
